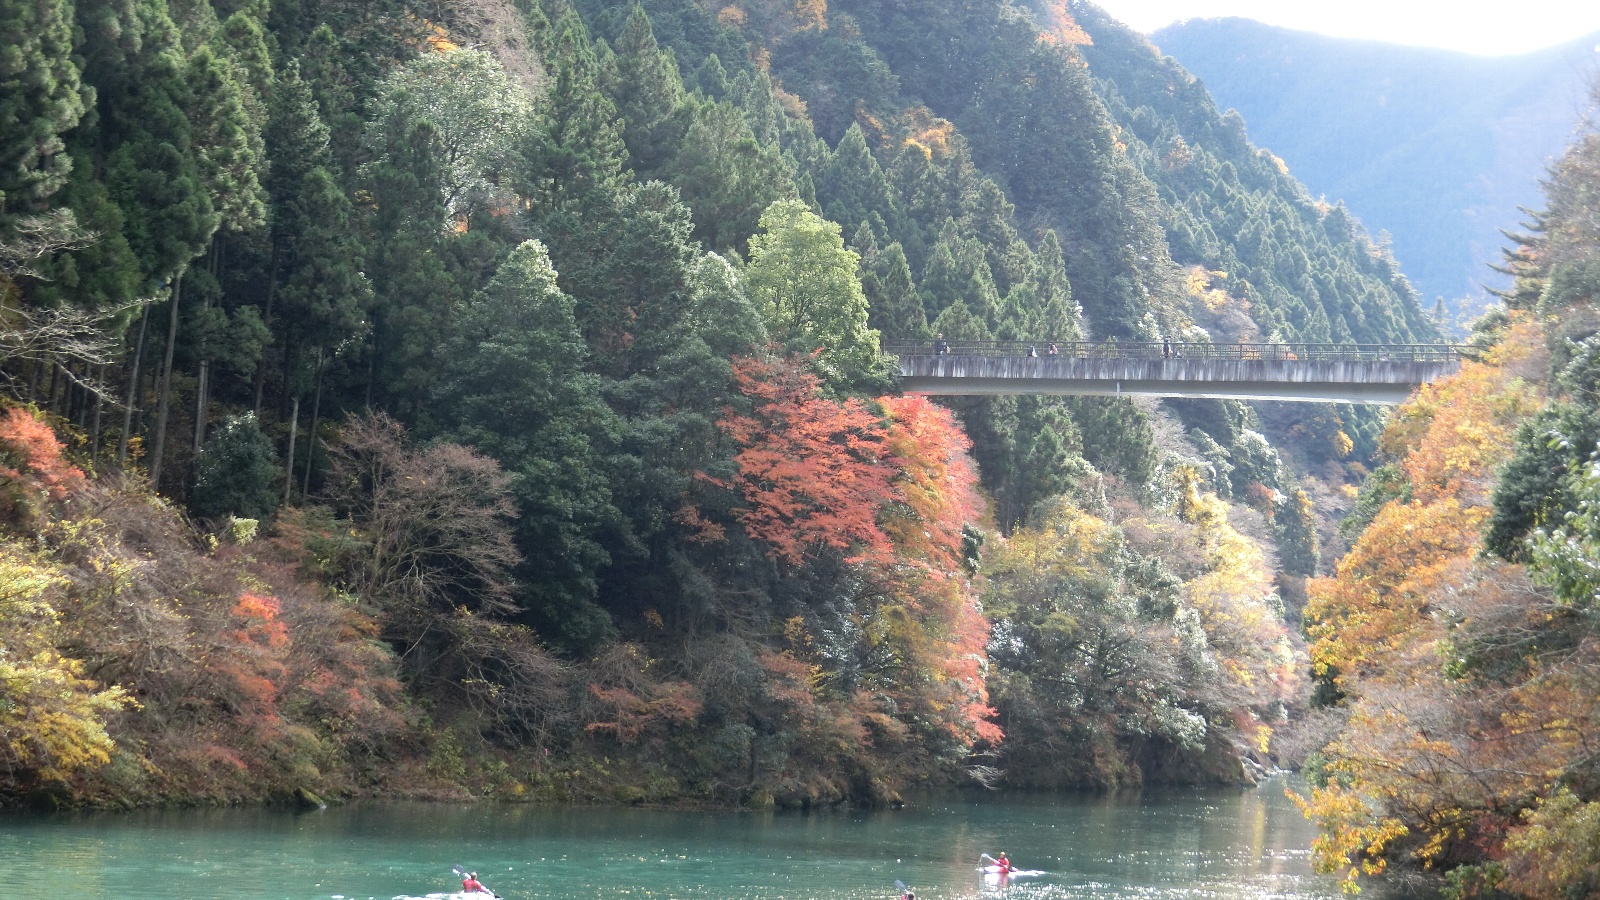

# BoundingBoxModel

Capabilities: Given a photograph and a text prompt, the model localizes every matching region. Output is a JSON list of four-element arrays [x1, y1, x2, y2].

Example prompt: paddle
[[451, 865, 500, 899], [894, 878, 912, 899]]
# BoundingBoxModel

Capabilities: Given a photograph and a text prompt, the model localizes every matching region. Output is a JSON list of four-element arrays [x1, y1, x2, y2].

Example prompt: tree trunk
[[150, 274, 184, 489], [118, 301, 151, 466], [195, 240, 218, 453], [302, 348, 324, 498], [254, 239, 279, 417], [283, 395, 299, 506], [90, 363, 104, 461], [194, 358, 209, 452], [45, 356, 60, 411]]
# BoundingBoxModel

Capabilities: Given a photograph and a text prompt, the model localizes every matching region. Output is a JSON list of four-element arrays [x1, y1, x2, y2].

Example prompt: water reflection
[[0, 776, 1383, 899]]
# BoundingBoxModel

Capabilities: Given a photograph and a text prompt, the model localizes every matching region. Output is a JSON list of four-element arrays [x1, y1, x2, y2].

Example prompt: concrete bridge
[[888, 341, 1462, 405]]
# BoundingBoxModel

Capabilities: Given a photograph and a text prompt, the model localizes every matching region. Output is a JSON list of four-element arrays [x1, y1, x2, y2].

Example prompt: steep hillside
[[1292, 87, 1600, 897], [0, 0, 1432, 808], [1151, 16, 1600, 316]]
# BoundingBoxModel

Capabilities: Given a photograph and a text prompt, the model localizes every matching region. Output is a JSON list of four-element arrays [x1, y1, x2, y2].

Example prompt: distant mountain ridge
[[1150, 16, 1600, 317]]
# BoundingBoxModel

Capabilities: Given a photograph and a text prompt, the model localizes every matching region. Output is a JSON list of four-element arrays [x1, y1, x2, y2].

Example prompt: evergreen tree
[[604, 4, 689, 175], [859, 235, 928, 341], [433, 240, 621, 652], [0, 0, 87, 219], [663, 98, 796, 253], [817, 124, 898, 241], [1029, 230, 1080, 341], [191, 412, 280, 520], [364, 119, 456, 417], [524, 10, 628, 214]]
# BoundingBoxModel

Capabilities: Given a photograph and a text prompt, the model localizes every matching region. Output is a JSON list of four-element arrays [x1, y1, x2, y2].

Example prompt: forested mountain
[[1291, 85, 1600, 897], [1152, 16, 1600, 318], [0, 0, 1429, 810]]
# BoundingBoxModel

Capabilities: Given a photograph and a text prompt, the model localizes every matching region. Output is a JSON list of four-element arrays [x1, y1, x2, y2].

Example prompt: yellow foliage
[[1306, 499, 1485, 677], [902, 107, 954, 158], [1290, 781, 1409, 892], [791, 0, 827, 31], [0, 544, 132, 783], [1037, 0, 1093, 46]]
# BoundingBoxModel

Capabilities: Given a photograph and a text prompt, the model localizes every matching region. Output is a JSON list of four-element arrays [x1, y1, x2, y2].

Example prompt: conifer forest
[[3, 0, 1599, 894]]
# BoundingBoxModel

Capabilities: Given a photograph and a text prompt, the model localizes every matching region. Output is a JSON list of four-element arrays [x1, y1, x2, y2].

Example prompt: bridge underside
[[899, 376, 1418, 404], [896, 356, 1459, 406]]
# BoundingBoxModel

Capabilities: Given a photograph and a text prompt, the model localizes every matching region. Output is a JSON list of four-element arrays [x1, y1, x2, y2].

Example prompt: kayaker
[[997, 851, 1012, 875], [462, 871, 486, 893]]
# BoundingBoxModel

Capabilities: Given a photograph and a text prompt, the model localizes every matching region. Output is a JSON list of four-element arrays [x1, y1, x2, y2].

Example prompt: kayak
[[392, 892, 497, 900], [977, 866, 1045, 877]]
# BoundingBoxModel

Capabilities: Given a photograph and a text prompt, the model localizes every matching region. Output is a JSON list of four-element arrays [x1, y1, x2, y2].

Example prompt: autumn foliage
[[0, 405, 86, 522], [716, 354, 898, 567], [708, 352, 998, 775], [1296, 310, 1600, 895]]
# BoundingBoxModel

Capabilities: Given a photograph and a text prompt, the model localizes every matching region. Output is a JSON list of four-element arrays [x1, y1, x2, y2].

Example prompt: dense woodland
[[0, 0, 1462, 827], [1291, 89, 1600, 897]]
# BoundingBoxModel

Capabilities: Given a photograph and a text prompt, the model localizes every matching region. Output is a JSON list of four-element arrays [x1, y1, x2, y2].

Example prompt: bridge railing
[[884, 340, 1461, 363]]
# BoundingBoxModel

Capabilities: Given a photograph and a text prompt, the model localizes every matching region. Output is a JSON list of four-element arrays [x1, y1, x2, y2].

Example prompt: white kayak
[[393, 892, 497, 900], [977, 866, 1045, 877]]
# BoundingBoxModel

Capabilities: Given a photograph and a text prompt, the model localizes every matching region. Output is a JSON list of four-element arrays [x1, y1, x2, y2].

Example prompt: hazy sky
[[1092, 0, 1600, 55]]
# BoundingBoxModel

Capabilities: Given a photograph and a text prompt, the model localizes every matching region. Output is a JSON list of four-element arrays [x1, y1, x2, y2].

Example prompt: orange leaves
[[719, 356, 983, 573], [1307, 499, 1487, 679], [0, 405, 85, 512], [221, 592, 290, 716], [879, 395, 982, 574], [231, 593, 289, 650], [714, 354, 999, 752], [1380, 319, 1542, 506], [584, 682, 701, 745], [1309, 322, 1540, 682], [718, 354, 897, 567]]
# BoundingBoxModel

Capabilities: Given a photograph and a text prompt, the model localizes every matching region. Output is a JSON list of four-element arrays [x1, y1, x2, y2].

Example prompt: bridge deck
[[889, 341, 1461, 405]]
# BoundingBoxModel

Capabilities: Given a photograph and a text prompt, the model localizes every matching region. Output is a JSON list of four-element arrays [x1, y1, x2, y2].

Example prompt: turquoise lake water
[[0, 776, 1386, 899]]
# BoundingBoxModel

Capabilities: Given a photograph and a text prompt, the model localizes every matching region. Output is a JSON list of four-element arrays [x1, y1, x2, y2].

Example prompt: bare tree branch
[[0, 210, 97, 279]]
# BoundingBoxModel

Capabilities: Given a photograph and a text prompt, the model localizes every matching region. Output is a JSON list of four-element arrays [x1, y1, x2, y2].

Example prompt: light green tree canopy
[[363, 49, 532, 225], [745, 199, 883, 385]]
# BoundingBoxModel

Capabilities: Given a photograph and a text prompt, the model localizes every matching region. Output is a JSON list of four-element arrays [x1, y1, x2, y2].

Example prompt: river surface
[[0, 776, 1386, 900]]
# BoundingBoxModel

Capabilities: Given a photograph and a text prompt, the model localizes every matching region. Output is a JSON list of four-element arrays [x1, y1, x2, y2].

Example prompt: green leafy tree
[[745, 199, 884, 386], [191, 412, 280, 520], [363, 48, 531, 225]]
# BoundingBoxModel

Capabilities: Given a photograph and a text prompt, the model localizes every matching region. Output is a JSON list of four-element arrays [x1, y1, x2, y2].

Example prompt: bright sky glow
[[1092, 0, 1600, 56]]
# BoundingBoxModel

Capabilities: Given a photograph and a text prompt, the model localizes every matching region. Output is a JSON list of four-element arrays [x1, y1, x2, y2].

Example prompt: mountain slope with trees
[[1291, 83, 1600, 897], [0, 0, 1429, 808], [1151, 16, 1600, 317]]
